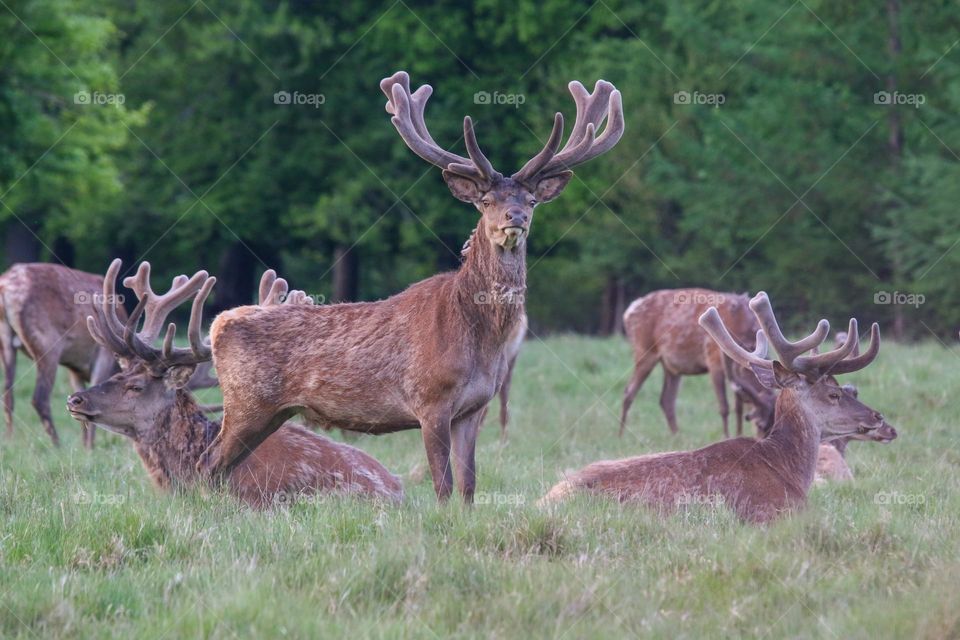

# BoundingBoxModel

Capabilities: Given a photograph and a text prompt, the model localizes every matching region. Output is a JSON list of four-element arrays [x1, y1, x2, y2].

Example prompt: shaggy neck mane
[[134, 390, 220, 490], [454, 217, 526, 338], [758, 391, 821, 495]]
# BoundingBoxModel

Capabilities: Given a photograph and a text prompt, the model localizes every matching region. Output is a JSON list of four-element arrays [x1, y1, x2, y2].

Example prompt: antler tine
[[381, 72, 474, 173], [520, 80, 624, 180], [98, 259, 128, 344], [87, 301, 132, 360], [282, 290, 314, 305], [447, 116, 500, 182], [698, 307, 772, 371], [748, 292, 830, 370], [258, 269, 278, 305], [828, 323, 881, 375], [122, 262, 209, 342], [512, 113, 564, 183], [792, 318, 859, 375], [157, 278, 215, 366]]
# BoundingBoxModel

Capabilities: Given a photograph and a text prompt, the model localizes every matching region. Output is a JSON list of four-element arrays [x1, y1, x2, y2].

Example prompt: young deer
[[198, 71, 623, 502], [66, 260, 402, 509], [542, 292, 893, 524], [0, 263, 127, 448], [619, 289, 775, 438]]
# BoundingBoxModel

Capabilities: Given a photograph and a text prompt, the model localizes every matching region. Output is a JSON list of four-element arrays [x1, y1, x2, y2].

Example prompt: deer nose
[[67, 394, 84, 408], [503, 209, 528, 228]]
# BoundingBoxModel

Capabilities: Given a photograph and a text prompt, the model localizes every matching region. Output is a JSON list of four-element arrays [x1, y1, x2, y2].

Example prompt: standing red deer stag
[[0, 263, 126, 447], [619, 288, 775, 439], [542, 292, 892, 524], [66, 260, 402, 508], [197, 71, 623, 502]]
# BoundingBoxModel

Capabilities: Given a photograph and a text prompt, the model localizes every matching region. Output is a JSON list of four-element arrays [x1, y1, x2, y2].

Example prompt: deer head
[[380, 71, 623, 254], [699, 292, 893, 443], [66, 259, 215, 440]]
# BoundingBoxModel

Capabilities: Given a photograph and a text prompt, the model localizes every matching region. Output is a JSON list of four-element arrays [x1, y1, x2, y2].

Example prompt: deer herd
[[2, 71, 898, 524]]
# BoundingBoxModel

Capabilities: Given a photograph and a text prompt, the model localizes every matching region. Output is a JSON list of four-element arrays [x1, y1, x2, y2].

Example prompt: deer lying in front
[[66, 260, 403, 509], [541, 292, 893, 524]]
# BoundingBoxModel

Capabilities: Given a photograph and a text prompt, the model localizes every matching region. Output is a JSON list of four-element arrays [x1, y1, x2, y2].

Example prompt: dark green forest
[[1, 0, 958, 337]]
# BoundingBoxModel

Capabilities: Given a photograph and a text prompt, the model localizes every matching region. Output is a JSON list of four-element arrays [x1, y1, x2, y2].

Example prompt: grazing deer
[[542, 292, 893, 524], [66, 260, 403, 508], [0, 263, 127, 447], [197, 70, 623, 502], [619, 289, 775, 438]]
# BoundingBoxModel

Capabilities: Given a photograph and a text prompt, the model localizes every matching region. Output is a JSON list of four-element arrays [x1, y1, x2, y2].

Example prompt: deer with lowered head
[[0, 263, 127, 448], [542, 292, 893, 524], [196, 71, 623, 502], [66, 260, 403, 509], [619, 288, 776, 439]]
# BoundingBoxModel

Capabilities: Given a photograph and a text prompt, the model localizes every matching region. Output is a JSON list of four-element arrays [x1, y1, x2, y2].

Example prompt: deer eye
[[528, 198, 537, 207], [828, 392, 841, 401], [126, 384, 144, 393], [481, 198, 492, 207]]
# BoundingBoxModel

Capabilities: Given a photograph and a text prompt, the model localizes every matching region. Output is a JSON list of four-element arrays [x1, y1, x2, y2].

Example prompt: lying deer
[[66, 260, 403, 509], [0, 263, 125, 447], [542, 292, 893, 524], [619, 289, 775, 438], [197, 70, 623, 502]]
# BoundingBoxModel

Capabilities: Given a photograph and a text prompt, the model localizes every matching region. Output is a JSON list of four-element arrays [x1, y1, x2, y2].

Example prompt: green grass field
[[1, 337, 958, 639]]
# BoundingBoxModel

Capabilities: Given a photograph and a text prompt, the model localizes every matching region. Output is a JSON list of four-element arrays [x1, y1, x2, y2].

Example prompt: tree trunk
[[213, 241, 263, 313], [3, 223, 41, 266], [331, 244, 359, 303], [52, 237, 75, 267], [886, 0, 905, 340], [598, 275, 626, 335]]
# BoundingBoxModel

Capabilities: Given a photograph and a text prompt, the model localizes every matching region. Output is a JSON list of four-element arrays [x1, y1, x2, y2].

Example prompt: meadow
[[0, 337, 957, 639]]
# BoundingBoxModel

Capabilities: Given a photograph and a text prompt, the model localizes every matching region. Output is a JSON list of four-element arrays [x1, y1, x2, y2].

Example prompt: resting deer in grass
[[197, 70, 623, 502], [0, 263, 127, 448], [542, 292, 893, 524], [619, 289, 775, 438], [66, 260, 402, 508]]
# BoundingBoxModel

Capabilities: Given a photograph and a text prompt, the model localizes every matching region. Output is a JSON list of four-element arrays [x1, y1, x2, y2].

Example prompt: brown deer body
[[0, 263, 123, 447], [198, 71, 623, 502], [543, 292, 892, 524], [619, 288, 775, 438], [66, 261, 402, 509]]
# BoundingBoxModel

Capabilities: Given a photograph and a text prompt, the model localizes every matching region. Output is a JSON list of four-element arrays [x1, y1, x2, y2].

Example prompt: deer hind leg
[[68, 370, 95, 449], [619, 354, 659, 437], [707, 361, 730, 438], [498, 354, 518, 440], [30, 350, 61, 446], [0, 320, 15, 437], [451, 409, 482, 503], [659, 370, 682, 434]]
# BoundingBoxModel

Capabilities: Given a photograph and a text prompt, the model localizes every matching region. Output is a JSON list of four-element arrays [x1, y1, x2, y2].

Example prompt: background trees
[[1, 0, 958, 337]]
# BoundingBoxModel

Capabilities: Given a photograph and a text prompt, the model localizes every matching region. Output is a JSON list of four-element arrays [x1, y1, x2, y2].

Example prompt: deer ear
[[441, 170, 482, 204], [163, 364, 197, 390], [750, 362, 801, 390], [533, 171, 573, 203]]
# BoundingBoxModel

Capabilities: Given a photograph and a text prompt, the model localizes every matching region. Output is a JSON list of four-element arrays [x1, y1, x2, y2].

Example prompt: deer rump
[[211, 274, 516, 435]]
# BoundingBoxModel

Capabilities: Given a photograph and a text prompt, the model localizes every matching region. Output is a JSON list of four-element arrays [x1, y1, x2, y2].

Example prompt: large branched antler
[[698, 292, 880, 380], [512, 80, 625, 185], [87, 259, 215, 371], [380, 71, 501, 187]]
